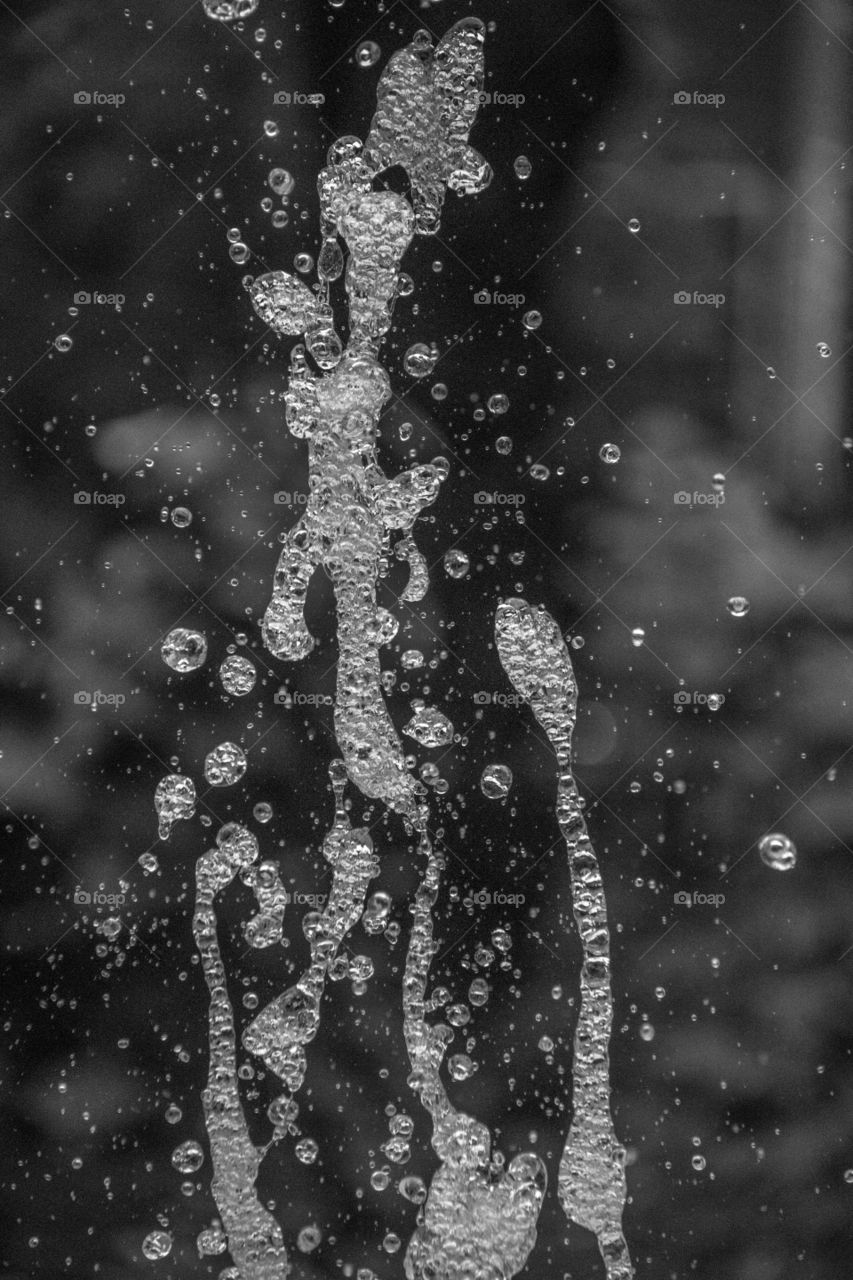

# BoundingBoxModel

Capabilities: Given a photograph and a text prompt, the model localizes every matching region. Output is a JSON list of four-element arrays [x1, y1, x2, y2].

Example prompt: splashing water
[[496, 599, 634, 1280], [155, 13, 636, 1278], [192, 823, 291, 1278], [253, 19, 490, 818], [242, 760, 379, 1095], [402, 830, 547, 1280]]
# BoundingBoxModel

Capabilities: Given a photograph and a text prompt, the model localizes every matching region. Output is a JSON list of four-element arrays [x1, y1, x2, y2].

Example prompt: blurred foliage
[[1, 1, 852, 1278]]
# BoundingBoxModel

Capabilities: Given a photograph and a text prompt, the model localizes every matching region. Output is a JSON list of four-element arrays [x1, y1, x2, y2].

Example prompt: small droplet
[[54, 334, 73, 353], [268, 167, 294, 196], [161, 628, 208, 673], [816, 342, 831, 358], [355, 39, 380, 67], [295, 1137, 318, 1164], [219, 653, 257, 696], [171, 1139, 204, 1174], [522, 309, 542, 330], [627, 217, 641, 233], [758, 832, 797, 871], [599, 443, 621, 464], [631, 627, 645, 647], [403, 342, 438, 379], [170, 506, 192, 528], [487, 392, 509, 414], [204, 742, 247, 787], [726, 595, 750, 617], [480, 763, 513, 799], [444, 549, 470, 579], [513, 155, 532, 180], [142, 1230, 172, 1260]]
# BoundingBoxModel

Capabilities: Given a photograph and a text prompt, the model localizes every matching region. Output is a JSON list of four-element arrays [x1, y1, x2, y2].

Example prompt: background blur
[[2, 1, 852, 1277]]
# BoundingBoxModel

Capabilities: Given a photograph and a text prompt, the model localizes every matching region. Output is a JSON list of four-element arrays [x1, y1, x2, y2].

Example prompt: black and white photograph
[[1, 2, 851, 1277]]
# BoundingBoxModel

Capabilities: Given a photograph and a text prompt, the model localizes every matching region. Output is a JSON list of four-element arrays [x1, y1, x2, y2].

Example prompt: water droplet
[[268, 167, 294, 196], [487, 392, 509, 414], [631, 627, 645, 647], [54, 334, 73, 353], [513, 155, 532, 180], [204, 742, 247, 787], [295, 1137, 319, 1164], [758, 832, 797, 871], [154, 774, 197, 840], [448, 1053, 475, 1080], [171, 1139, 205, 1174], [816, 341, 831, 358], [522, 309, 542, 330], [297, 1224, 322, 1253], [203, 0, 257, 17], [170, 506, 192, 528], [726, 595, 750, 617], [141, 1229, 172, 1260], [403, 704, 454, 747], [161, 628, 208, 673], [627, 217, 641, 233], [356, 40, 381, 67], [444, 549, 470, 579], [219, 653, 257, 696], [480, 763, 513, 799], [599, 443, 621, 464], [404, 342, 438, 378]]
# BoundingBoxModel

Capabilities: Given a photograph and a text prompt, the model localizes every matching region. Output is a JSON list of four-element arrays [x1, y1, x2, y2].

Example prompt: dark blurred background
[[2, 1, 852, 1277]]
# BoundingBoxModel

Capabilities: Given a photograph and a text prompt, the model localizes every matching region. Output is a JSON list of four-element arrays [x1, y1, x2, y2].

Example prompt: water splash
[[254, 19, 490, 817], [402, 831, 547, 1280], [173, 14, 636, 1278], [242, 760, 379, 1095], [496, 598, 634, 1280], [192, 823, 291, 1278]]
